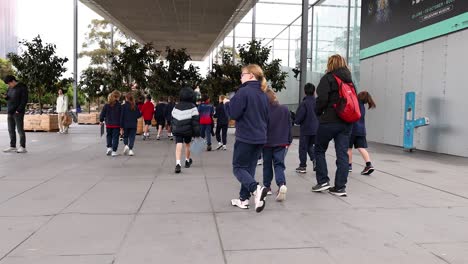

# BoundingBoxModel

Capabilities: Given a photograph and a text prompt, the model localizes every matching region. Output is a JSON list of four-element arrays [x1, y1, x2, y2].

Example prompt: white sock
[[186, 158, 190, 162], [176, 160, 181, 165]]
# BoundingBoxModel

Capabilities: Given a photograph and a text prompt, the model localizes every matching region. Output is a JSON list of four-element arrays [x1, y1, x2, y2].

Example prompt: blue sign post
[[403, 92, 429, 151]]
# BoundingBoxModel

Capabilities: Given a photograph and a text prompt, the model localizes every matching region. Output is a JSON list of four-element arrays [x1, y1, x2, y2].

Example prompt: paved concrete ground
[[0, 121, 468, 264]]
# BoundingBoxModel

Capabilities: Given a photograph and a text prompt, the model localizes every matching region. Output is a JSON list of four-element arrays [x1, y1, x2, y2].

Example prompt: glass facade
[[0, 0, 18, 59], [206, 0, 362, 110]]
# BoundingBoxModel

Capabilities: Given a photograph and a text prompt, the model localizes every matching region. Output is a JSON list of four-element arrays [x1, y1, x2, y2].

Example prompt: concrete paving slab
[[114, 214, 224, 264], [1, 255, 114, 264], [0, 181, 44, 204], [9, 214, 132, 257], [64, 180, 152, 214], [0, 216, 50, 259], [419, 242, 468, 264], [225, 247, 335, 264]]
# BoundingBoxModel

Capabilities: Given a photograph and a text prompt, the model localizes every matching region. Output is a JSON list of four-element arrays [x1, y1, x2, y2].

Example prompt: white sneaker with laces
[[276, 185, 287, 202], [106, 148, 112, 156], [16, 147, 27, 153], [123, 145, 130, 155], [3, 147, 17, 153], [231, 199, 249, 209], [111, 151, 118, 157], [253, 185, 268, 213], [128, 150, 134, 156], [222, 145, 227, 150]]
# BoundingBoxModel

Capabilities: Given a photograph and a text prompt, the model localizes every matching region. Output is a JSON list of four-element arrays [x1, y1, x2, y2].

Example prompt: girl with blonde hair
[[100, 90, 122, 156]]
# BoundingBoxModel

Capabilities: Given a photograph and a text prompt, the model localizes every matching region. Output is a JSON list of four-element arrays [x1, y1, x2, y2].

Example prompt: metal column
[[346, 0, 351, 62], [73, 0, 78, 111], [299, 0, 309, 104], [252, 3, 256, 41], [233, 24, 236, 64]]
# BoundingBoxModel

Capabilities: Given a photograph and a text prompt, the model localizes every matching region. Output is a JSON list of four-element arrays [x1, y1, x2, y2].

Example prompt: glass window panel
[[256, 2, 302, 25], [349, 0, 361, 89]]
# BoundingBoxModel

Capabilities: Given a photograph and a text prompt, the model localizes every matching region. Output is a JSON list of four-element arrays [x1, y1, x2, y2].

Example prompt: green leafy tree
[[79, 19, 127, 67], [0, 58, 16, 107], [78, 67, 112, 113], [7, 36, 69, 113], [111, 43, 159, 90], [148, 47, 202, 98]]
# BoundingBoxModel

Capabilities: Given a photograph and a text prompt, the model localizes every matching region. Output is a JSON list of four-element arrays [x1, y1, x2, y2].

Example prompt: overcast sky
[[16, 0, 209, 78]]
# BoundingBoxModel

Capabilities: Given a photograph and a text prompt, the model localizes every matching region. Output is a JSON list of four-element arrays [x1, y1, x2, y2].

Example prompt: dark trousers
[[232, 141, 263, 200], [106, 127, 120, 151], [123, 128, 137, 150], [315, 123, 352, 189], [215, 124, 228, 145], [200, 124, 212, 146], [299, 135, 316, 167], [7, 113, 26, 148], [263, 146, 287, 188]]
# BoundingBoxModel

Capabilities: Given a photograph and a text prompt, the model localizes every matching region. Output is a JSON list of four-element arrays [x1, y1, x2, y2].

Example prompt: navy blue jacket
[[265, 103, 292, 147], [165, 102, 175, 121], [224, 80, 269, 144], [351, 101, 366, 136], [100, 103, 122, 127], [120, 102, 142, 129], [214, 103, 229, 125], [294, 95, 319, 136], [6, 82, 29, 114]]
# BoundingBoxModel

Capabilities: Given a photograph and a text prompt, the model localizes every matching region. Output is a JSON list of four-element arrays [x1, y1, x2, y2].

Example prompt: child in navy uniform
[[294, 83, 319, 173], [154, 97, 167, 140], [348, 91, 376, 175], [100, 90, 122, 157], [262, 88, 292, 201], [120, 92, 141, 156], [214, 95, 229, 150]]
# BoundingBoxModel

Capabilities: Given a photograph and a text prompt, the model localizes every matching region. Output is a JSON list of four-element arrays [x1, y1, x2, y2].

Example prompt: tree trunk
[[88, 98, 91, 114]]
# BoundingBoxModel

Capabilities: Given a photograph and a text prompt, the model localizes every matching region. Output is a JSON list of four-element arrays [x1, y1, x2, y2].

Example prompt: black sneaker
[[311, 182, 331, 192], [329, 186, 347, 197], [361, 165, 374, 175], [175, 164, 181, 173], [185, 158, 193, 168], [295, 166, 306, 173], [207, 145, 212, 151]]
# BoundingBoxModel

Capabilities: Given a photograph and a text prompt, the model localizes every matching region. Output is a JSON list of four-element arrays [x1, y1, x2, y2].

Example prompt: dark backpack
[[332, 74, 361, 123]]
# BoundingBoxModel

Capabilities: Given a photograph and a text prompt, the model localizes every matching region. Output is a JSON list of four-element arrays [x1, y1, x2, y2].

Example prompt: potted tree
[[7, 36, 70, 131]]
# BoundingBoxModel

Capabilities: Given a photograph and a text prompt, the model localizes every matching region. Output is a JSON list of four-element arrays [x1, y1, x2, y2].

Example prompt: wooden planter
[[137, 118, 144, 135], [24, 114, 59, 132], [78, 112, 100, 124]]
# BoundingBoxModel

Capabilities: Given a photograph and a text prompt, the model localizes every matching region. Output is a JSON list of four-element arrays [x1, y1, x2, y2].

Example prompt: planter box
[[228, 119, 235, 128], [24, 114, 59, 132], [78, 113, 99, 124], [152, 118, 157, 127], [137, 118, 144, 135]]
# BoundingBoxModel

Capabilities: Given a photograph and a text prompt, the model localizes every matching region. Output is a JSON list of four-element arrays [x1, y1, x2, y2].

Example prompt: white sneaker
[[222, 145, 227, 151], [257, 159, 263, 166], [106, 148, 112, 156], [276, 185, 287, 202], [16, 147, 27, 153], [253, 185, 268, 213], [128, 150, 134, 156], [111, 151, 118, 157], [216, 142, 223, 150], [57, 131, 63, 134], [156, 135, 160, 140], [3, 147, 17, 153], [123, 145, 130, 155], [231, 199, 249, 209]]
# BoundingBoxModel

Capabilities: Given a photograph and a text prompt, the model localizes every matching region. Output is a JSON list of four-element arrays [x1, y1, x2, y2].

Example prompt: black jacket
[[295, 95, 319, 135], [214, 103, 229, 125], [171, 88, 200, 137], [165, 102, 175, 121], [120, 102, 142, 129], [6, 82, 29, 114], [315, 67, 355, 123], [154, 102, 167, 120]]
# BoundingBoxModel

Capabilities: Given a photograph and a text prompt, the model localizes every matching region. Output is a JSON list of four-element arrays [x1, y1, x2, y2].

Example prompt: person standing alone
[[3, 75, 29, 153], [56, 89, 69, 134]]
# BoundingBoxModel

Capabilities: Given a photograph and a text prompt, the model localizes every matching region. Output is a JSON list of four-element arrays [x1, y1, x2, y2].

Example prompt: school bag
[[332, 74, 361, 123]]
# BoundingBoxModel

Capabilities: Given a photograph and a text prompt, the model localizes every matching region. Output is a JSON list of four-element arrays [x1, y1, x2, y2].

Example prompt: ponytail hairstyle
[[357, 91, 376, 109], [242, 64, 267, 92], [265, 88, 279, 106], [126, 92, 136, 110]]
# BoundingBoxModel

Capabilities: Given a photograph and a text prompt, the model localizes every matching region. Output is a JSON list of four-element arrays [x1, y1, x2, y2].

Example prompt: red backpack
[[332, 74, 361, 123]]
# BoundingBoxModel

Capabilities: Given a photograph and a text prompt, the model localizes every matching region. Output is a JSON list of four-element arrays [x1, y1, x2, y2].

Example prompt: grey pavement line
[[324, 152, 468, 201], [0, 144, 106, 206], [0, 170, 108, 261], [429, 252, 451, 264], [110, 142, 170, 264], [416, 241, 468, 245], [224, 246, 325, 252], [200, 156, 228, 264]]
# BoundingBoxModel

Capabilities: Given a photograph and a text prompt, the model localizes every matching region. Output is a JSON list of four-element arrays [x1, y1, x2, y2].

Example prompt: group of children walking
[[99, 57, 376, 213]]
